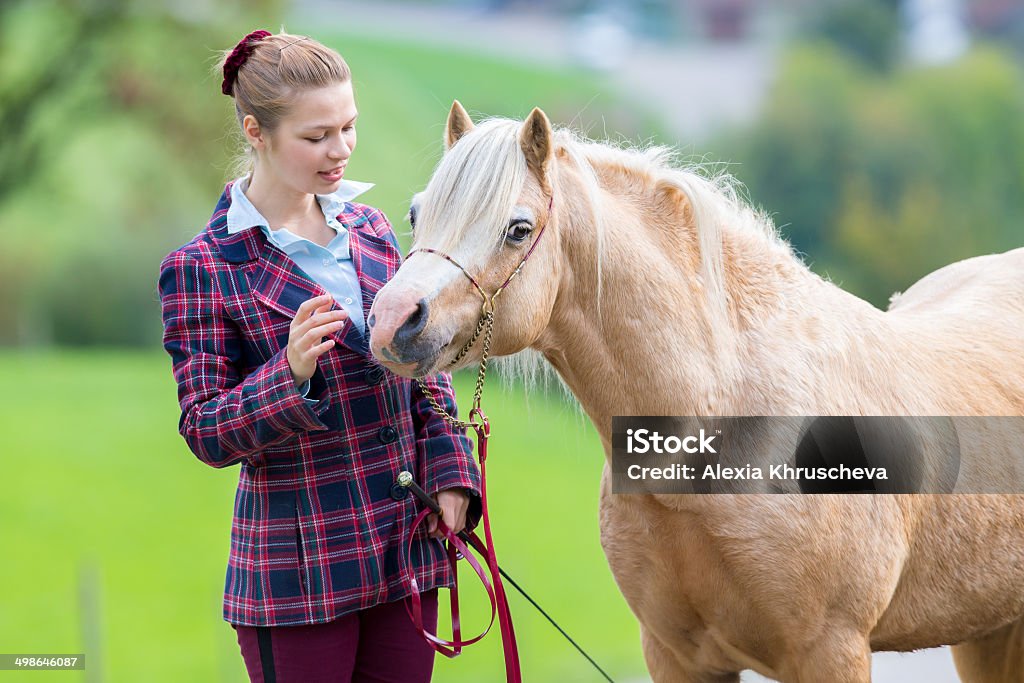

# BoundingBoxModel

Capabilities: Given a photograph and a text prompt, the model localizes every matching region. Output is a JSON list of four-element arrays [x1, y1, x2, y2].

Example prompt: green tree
[[807, 0, 902, 72], [724, 45, 1024, 308], [0, 0, 284, 345]]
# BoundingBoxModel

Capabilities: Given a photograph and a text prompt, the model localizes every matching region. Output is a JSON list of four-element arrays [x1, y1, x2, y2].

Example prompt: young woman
[[158, 30, 481, 683]]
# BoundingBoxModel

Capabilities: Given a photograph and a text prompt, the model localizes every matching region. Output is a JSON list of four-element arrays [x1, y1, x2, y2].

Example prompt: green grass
[[0, 350, 645, 682]]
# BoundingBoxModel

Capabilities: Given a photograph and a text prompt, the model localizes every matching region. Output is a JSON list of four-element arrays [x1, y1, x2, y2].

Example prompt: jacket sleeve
[[411, 373, 482, 525], [158, 249, 331, 468]]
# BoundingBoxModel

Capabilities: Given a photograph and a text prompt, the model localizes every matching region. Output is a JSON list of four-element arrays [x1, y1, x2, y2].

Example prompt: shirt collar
[[225, 176, 375, 235]]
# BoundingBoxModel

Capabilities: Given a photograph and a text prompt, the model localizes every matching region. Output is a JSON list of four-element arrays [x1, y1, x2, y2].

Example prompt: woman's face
[[249, 81, 358, 195]]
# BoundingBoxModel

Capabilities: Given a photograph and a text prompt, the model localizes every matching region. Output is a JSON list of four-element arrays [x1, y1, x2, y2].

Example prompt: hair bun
[[221, 29, 272, 96]]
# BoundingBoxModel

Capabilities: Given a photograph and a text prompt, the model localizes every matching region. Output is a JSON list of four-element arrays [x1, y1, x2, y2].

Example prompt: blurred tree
[[807, 0, 901, 72], [730, 47, 864, 259], [0, 0, 285, 345], [0, 1, 117, 203], [724, 44, 1024, 309], [0, 0, 284, 203]]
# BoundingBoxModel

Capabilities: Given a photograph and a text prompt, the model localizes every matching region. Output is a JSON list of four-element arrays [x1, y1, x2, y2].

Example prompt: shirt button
[[322, 257, 333, 267], [378, 426, 398, 444], [344, 297, 353, 305]]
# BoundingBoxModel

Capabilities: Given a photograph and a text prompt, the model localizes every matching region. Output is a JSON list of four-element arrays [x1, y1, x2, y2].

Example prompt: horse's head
[[369, 101, 563, 377]]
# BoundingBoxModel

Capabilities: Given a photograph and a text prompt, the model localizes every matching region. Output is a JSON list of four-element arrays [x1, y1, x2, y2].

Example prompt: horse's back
[[885, 247, 1024, 414], [887, 247, 1024, 318]]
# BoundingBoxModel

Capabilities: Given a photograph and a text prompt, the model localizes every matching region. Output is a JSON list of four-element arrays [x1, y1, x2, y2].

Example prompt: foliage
[[805, 0, 902, 72], [723, 44, 1024, 308], [0, 0, 284, 346]]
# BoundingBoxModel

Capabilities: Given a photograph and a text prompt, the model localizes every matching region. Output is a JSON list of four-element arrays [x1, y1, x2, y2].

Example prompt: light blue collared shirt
[[226, 176, 375, 335]]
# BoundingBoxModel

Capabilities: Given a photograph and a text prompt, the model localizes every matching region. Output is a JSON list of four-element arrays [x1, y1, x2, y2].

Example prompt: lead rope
[[411, 319, 614, 683], [416, 309, 493, 431], [412, 311, 526, 682], [406, 194, 616, 681]]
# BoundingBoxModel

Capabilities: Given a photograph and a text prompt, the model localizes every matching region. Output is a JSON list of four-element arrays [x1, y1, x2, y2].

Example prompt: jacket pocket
[[295, 516, 308, 597], [260, 491, 307, 602]]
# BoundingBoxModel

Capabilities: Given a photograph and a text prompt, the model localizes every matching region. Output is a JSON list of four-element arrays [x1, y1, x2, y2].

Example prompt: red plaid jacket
[[159, 184, 481, 626]]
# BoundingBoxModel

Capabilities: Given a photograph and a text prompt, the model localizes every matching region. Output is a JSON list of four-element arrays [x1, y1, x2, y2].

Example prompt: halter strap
[[407, 194, 554, 314]]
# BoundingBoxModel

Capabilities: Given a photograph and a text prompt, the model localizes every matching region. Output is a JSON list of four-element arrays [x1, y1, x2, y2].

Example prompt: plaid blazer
[[159, 184, 480, 627]]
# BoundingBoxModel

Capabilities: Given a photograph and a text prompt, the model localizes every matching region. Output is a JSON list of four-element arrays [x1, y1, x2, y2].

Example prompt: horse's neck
[[535, 164, 891, 446]]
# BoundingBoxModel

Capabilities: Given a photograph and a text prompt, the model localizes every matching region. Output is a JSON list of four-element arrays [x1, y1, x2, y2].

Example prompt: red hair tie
[[221, 29, 271, 96]]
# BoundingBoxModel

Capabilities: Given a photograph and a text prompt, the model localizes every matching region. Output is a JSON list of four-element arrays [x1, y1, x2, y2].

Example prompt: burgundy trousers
[[233, 591, 438, 683]]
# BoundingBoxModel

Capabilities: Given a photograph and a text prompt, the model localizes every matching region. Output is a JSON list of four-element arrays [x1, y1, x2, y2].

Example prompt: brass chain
[[415, 311, 494, 431], [406, 191, 552, 435], [450, 313, 488, 368]]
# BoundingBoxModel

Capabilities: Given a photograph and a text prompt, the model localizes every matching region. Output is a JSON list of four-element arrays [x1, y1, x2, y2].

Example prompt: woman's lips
[[319, 166, 344, 181]]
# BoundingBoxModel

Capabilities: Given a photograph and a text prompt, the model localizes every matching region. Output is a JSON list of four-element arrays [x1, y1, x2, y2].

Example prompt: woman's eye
[[306, 135, 326, 142], [506, 222, 532, 243]]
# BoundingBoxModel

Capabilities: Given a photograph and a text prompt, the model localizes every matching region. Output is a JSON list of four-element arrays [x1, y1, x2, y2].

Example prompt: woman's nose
[[329, 140, 351, 160]]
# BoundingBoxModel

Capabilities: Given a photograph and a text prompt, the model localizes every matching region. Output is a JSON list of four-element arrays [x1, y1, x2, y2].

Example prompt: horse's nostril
[[408, 304, 422, 328], [367, 313, 376, 329], [394, 298, 429, 345]]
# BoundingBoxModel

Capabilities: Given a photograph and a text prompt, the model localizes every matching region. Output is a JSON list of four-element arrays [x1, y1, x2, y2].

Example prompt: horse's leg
[[952, 618, 1024, 683], [782, 632, 872, 683], [640, 627, 740, 683]]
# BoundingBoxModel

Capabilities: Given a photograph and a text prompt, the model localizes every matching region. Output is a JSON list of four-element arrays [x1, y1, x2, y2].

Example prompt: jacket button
[[389, 481, 409, 501], [378, 426, 398, 444], [365, 367, 385, 385]]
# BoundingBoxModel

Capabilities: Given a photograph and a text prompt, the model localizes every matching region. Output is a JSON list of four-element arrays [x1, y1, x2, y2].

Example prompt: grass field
[[0, 350, 645, 682]]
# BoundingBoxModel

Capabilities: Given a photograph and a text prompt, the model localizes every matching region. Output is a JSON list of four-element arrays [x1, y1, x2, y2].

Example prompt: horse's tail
[[952, 617, 1024, 683]]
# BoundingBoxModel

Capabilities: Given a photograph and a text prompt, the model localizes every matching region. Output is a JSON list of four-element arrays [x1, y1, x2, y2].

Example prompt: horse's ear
[[520, 107, 553, 185], [445, 100, 475, 150]]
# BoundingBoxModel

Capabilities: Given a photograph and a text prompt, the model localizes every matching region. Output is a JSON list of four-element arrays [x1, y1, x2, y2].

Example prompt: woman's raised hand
[[287, 294, 348, 387]]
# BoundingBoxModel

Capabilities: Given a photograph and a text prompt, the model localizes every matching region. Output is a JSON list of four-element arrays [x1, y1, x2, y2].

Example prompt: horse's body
[[368, 102, 1024, 682]]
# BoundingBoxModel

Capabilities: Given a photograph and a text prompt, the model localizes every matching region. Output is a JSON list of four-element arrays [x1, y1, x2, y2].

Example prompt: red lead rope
[[404, 408, 521, 682], [402, 195, 555, 682]]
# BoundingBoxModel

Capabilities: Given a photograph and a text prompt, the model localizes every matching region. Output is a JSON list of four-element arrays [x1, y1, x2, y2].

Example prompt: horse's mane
[[415, 117, 780, 268], [565, 132, 784, 307]]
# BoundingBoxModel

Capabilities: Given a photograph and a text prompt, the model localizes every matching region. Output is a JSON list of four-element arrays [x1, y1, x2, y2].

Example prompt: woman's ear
[[242, 114, 266, 150]]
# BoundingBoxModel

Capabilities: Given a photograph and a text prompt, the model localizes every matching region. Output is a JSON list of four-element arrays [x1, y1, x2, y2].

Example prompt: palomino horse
[[368, 101, 1024, 682]]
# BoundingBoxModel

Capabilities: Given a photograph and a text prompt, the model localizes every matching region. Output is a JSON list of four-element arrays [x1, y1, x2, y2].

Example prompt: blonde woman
[[158, 30, 480, 682]]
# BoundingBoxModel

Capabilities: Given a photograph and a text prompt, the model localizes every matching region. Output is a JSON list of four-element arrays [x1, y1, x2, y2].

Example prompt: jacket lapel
[[348, 227, 396, 333], [248, 241, 367, 355], [207, 184, 397, 356]]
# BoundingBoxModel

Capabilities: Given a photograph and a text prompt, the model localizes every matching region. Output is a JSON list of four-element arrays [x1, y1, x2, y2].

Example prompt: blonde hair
[[216, 31, 351, 177]]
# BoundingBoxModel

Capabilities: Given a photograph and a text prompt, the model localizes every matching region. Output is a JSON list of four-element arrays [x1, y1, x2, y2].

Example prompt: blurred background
[[1, 0, 1022, 681]]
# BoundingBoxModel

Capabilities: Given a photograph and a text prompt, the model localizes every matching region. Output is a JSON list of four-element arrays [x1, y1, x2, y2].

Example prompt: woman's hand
[[287, 294, 348, 387], [428, 488, 470, 539]]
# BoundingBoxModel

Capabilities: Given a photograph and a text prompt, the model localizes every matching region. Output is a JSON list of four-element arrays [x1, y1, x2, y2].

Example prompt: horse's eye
[[407, 206, 417, 229], [505, 222, 533, 244]]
